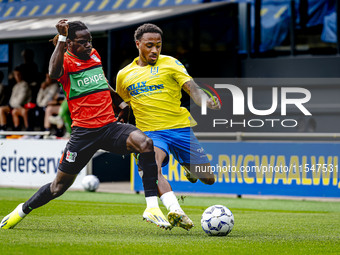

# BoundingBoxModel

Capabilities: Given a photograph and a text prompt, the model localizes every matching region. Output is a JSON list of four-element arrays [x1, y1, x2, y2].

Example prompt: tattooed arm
[[182, 80, 221, 110]]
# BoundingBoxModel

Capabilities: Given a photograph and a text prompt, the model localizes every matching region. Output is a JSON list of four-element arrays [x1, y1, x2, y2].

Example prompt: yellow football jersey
[[116, 55, 196, 132]]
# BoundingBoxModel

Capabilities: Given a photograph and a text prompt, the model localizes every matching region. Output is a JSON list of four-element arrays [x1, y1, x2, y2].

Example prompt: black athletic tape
[[138, 152, 158, 197], [22, 183, 53, 214]]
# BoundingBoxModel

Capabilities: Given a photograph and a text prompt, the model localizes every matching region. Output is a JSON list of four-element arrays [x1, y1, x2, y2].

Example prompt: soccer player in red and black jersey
[[1, 20, 171, 230]]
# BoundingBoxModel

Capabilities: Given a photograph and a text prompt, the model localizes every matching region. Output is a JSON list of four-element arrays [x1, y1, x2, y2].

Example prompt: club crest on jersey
[[66, 151, 77, 162], [90, 54, 100, 62], [150, 67, 159, 75]]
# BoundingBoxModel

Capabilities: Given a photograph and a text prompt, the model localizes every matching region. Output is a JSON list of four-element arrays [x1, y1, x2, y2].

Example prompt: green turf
[[0, 188, 339, 254]]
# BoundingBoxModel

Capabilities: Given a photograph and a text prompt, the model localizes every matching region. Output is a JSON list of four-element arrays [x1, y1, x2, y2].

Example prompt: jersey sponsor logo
[[123, 71, 140, 85], [127, 71, 139, 78], [66, 151, 77, 163], [126, 81, 164, 96], [77, 73, 105, 87], [75, 62, 81, 66], [175, 60, 183, 66], [175, 60, 189, 74], [90, 54, 100, 62], [127, 81, 147, 91], [69, 67, 108, 99], [150, 67, 159, 75]]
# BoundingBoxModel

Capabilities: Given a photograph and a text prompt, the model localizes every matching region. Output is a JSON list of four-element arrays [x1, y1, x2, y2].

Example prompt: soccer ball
[[82, 175, 100, 192], [201, 205, 234, 236]]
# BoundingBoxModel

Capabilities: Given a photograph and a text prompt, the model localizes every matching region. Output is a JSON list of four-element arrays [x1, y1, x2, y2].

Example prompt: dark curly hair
[[50, 21, 88, 46], [134, 23, 163, 41]]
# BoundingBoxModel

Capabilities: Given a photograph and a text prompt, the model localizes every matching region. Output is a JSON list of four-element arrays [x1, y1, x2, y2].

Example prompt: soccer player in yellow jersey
[[117, 24, 221, 230]]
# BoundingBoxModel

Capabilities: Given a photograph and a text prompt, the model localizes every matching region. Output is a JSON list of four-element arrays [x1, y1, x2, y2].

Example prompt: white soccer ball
[[201, 205, 234, 236], [82, 175, 100, 192]]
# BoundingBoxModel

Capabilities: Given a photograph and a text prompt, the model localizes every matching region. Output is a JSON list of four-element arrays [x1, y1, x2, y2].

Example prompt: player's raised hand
[[207, 96, 221, 110], [56, 19, 69, 36]]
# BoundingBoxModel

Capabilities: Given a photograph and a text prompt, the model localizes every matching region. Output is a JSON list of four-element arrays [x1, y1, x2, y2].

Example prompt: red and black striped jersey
[[57, 48, 116, 128]]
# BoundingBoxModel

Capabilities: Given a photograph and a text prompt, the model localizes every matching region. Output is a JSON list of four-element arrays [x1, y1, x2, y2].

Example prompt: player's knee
[[201, 178, 215, 185], [139, 137, 153, 153], [45, 106, 52, 115]]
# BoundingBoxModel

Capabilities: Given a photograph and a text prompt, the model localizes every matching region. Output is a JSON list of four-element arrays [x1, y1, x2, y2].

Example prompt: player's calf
[[199, 177, 215, 185], [186, 164, 215, 185]]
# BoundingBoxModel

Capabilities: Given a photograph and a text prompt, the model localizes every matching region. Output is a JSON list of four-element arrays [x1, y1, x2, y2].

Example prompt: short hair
[[67, 21, 88, 41], [14, 66, 23, 73], [134, 23, 163, 41], [50, 21, 88, 46]]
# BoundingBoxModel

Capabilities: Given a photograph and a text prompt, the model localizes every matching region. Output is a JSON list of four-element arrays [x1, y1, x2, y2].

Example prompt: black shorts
[[59, 121, 138, 175]]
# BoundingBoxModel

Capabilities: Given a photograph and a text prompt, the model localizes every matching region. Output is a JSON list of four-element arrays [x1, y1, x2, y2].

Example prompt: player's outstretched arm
[[108, 84, 130, 123], [49, 19, 69, 79], [182, 80, 221, 110]]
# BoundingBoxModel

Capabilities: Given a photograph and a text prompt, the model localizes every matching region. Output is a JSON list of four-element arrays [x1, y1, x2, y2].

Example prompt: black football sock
[[22, 183, 54, 214], [138, 152, 158, 197], [13, 126, 21, 131]]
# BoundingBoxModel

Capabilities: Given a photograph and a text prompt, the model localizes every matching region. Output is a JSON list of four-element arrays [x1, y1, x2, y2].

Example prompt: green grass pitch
[[0, 188, 339, 255]]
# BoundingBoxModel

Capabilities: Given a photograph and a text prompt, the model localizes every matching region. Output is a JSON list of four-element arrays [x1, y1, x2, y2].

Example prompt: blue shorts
[[144, 127, 210, 167]]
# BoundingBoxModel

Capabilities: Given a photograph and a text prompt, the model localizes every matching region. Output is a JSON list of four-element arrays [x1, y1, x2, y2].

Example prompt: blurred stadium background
[[0, 0, 340, 198]]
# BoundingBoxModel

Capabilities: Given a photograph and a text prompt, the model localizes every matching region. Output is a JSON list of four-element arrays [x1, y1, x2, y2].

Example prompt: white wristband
[[119, 101, 128, 109], [58, 35, 67, 42]]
